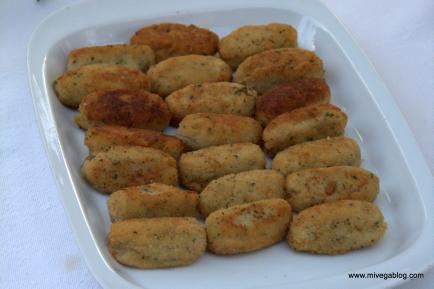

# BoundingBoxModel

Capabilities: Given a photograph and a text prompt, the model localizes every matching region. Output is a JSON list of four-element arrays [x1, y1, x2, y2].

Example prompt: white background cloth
[[0, 0, 432, 288]]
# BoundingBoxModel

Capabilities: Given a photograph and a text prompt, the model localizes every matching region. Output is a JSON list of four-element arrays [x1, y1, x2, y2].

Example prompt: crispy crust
[[75, 89, 171, 131], [200, 169, 285, 217], [234, 48, 324, 94], [165, 82, 256, 124], [179, 143, 266, 191], [148, 55, 232, 97], [263, 104, 347, 154], [219, 23, 297, 68], [288, 200, 387, 254], [81, 146, 178, 194], [286, 166, 379, 211], [108, 183, 199, 222], [272, 136, 361, 175], [108, 217, 206, 268], [66, 44, 155, 71], [177, 113, 262, 150], [255, 78, 331, 126], [130, 23, 219, 62], [53, 64, 149, 108], [84, 125, 184, 158], [206, 199, 292, 254]]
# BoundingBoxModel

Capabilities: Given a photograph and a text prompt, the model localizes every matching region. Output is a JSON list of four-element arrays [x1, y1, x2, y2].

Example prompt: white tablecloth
[[1, 0, 432, 288]]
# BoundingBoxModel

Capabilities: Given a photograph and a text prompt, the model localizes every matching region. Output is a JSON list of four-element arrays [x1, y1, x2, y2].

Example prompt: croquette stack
[[53, 22, 387, 269]]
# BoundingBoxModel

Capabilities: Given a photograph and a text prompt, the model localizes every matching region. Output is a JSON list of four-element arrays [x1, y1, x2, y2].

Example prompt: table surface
[[0, 0, 432, 288]]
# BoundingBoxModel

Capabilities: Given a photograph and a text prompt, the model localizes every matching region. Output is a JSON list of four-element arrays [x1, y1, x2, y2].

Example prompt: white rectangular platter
[[27, 0, 434, 288]]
